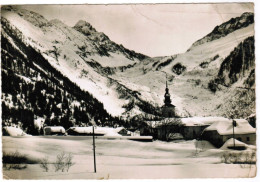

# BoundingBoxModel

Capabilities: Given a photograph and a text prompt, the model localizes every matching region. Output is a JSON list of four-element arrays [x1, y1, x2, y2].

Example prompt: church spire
[[166, 74, 168, 89], [164, 74, 171, 105]]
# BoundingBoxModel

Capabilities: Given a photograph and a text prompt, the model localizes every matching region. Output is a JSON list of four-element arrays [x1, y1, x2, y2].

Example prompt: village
[[1, 3, 257, 179], [3, 78, 256, 149]]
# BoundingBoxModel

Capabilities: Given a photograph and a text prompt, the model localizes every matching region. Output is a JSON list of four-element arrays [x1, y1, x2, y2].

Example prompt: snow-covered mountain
[[189, 12, 254, 49], [1, 5, 255, 126], [1, 5, 155, 119], [111, 12, 255, 118], [73, 20, 147, 62]]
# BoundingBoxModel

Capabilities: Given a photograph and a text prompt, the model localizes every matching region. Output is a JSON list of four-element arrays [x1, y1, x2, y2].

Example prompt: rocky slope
[[189, 12, 254, 50], [1, 24, 113, 134], [112, 12, 255, 118], [1, 6, 157, 119], [73, 20, 147, 61], [217, 36, 255, 87], [1, 5, 255, 127]]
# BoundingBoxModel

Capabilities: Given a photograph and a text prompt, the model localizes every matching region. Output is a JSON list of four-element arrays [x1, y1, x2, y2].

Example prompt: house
[[3, 126, 31, 136], [66, 126, 130, 136], [44, 126, 65, 135], [66, 127, 106, 136], [180, 117, 229, 140], [151, 117, 233, 141], [114, 127, 131, 136], [201, 119, 256, 148]]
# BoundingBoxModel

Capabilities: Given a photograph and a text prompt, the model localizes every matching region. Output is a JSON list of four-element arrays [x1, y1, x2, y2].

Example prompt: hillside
[[1, 18, 115, 134], [112, 12, 255, 118], [1, 6, 158, 120], [1, 6, 255, 133], [189, 12, 254, 49]]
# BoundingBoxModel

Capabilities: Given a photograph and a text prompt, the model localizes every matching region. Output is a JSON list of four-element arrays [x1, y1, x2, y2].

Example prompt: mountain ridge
[[73, 19, 148, 60], [1, 6, 255, 132], [189, 12, 254, 51]]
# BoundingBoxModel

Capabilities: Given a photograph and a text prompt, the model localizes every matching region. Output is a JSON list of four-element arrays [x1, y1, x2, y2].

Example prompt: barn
[[44, 126, 65, 135], [201, 119, 256, 148]]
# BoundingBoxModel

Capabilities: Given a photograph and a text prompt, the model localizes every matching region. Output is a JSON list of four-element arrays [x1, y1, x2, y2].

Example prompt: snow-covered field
[[2, 136, 256, 179]]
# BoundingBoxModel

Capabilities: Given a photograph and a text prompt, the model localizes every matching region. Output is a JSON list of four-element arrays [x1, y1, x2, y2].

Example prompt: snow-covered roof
[[44, 126, 65, 133], [114, 127, 126, 133], [204, 119, 256, 135], [220, 138, 247, 149], [181, 117, 229, 126], [68, 127, 98, 134], [3, 126, 30, 136], [67, 126, 125, 136]]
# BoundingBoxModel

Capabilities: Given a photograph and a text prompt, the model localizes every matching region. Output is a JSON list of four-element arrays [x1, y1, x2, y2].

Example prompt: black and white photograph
[[1, 1, 257, 179]]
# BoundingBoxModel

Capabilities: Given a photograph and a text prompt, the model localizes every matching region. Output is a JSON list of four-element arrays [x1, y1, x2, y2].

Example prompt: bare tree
[[39, 156, 49, 172], [156, 118, 183, 141], [53, 152, 75, 172], [65, 153, 75, 172], [53, 152, 66, 172]]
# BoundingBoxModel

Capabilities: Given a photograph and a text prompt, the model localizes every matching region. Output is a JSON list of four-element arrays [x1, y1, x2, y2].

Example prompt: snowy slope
[[190, 12, 254, 49], [1, 6, 255, 119], [1, 6, 149, 116], [112, 13, 255, 117]]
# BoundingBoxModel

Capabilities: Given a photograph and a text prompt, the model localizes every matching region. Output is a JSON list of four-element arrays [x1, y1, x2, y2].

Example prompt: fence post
[[93, 126, 96, 173]]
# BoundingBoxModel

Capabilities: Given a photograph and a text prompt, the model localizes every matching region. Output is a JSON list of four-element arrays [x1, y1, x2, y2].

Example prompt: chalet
[[201, 119, 256, 147], [44, 126, 65, 135], [3, 126, 30, 136], [151, 117, 232, 141], [66, 127, 105, 136], [66, 126, 131, 136], [114, 127, 131, 136], [180, 117, 229, 140]]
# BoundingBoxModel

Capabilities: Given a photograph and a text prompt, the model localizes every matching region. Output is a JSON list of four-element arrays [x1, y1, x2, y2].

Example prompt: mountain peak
[[241, 12, 254, 17], [2, 5, 49, 28], [74, 20, 97, 35], [74, 20, 92, 28], [73, 19, 148, 60], [189, 12, 254, 50]]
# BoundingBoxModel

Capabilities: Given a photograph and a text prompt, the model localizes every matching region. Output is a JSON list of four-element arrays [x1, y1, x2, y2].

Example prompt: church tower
[[164, 75, 171, 105], [161, 74, 176, 118]]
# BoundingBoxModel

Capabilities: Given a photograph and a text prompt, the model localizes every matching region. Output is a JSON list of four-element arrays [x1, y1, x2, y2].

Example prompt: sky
[[15, 3, 254, 57]]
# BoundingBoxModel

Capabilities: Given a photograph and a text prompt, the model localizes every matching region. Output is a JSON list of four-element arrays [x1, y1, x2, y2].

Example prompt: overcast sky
[[19, 3, 254, 57]]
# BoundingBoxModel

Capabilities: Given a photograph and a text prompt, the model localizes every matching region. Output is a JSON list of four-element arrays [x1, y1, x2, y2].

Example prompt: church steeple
[[164, 74, 172, 105]]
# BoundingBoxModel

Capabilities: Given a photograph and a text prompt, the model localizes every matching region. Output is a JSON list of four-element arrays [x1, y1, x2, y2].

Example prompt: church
[[161, 76, 177, 118]]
